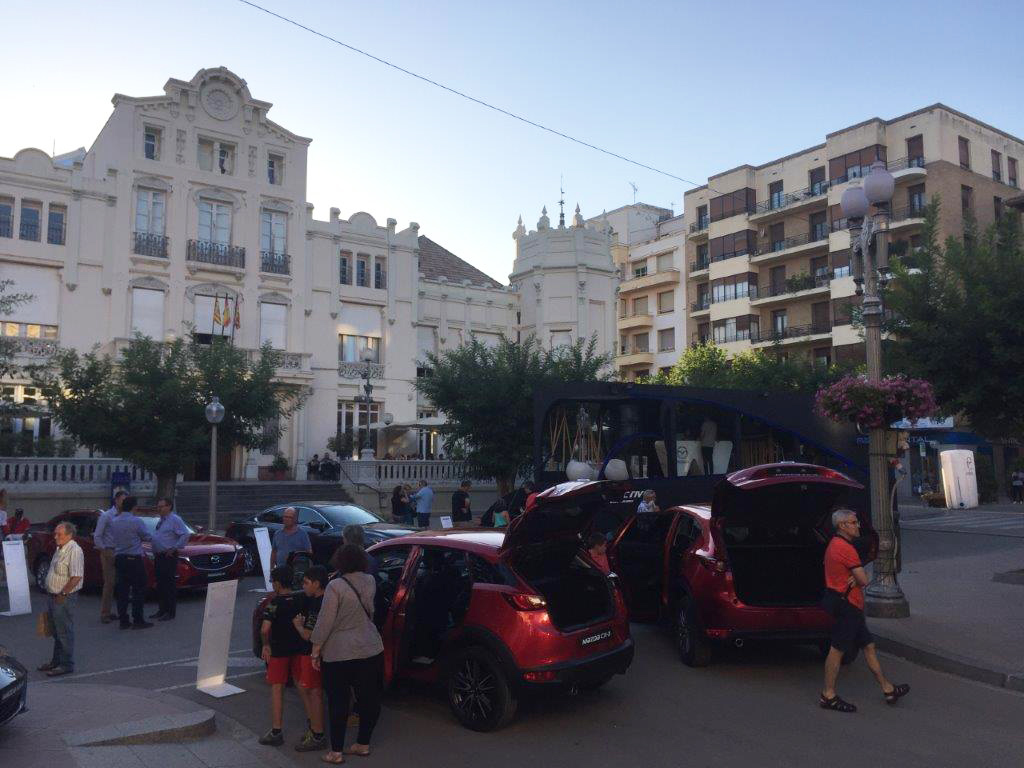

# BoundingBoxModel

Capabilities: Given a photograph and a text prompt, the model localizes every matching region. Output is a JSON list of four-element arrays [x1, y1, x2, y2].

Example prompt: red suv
[[253, 480, 633, 731], [609, 463, 875, 666]]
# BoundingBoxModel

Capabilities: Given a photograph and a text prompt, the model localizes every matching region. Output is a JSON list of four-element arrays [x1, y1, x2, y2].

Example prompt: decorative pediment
[[185, 282, 239, 302], [191, 185, 242, 208], [259, 291, 291, 307], [260, 197, 294, 214], [134, 174, 172, 192], [129, 276, 169, 291]]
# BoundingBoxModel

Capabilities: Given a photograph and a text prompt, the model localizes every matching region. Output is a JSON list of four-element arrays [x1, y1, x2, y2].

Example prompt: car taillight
[[503, 592, 547, 611], [523, 670, 558, 682]]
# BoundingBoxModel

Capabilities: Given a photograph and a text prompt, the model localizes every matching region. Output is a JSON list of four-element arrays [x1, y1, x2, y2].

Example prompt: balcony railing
[[0, 215, 12, 238], [754, 272, 832, 300], [7, 337, 59, 358], [261, 251, 291, 274], [339, 361, 385, 380], [690, 257, 710, 272], [0, 458, 156, 490], [374, 271, 387, 290], [339, 460, 495, 490], [890, 204, 926, 223], [133, 231, 169, 258], [187, 239, 246, 268], [752, 183, 829, 215], [711, 247, 756, 264], [751, 322, 832, 343], [887, 155, 927, 172], [19, 221, 40, 241], [691, 298, 711, 312], [47, 222, 65, 245], [758, 228, 828, 254], [689, 216, 710, 234]]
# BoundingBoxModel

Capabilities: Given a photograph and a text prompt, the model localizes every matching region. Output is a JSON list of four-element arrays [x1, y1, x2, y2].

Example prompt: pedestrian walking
[[308, 454, 321, 481], [819, 509, 909, 713], [150, 497, 189, 621], [258, 565, 308, 747], [110, 495, 153, 630], [291, 565, 329, 752], [93, 489, 126, 624], [271, 507, 312, 568], [311, 544, 384, 763], [410, 479, 434, 529], [1011, 468, 1024, 504], [37, 521, 83, 676], [451, 480, 472, 525]]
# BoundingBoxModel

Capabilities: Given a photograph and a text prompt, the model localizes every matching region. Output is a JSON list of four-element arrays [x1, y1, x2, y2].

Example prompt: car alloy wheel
[[242, 544, 258, 575], [34, 557, 51, 592], [675, 598, 711, 667], [446, 647, 515, 731]]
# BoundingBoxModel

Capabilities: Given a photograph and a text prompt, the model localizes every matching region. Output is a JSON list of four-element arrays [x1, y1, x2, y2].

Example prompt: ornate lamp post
[[840, 161, 909, 618], [205, 396, 225, 533], [359, 347, 376, 460]]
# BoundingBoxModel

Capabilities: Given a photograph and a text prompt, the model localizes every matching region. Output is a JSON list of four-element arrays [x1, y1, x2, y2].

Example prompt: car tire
[[446, 647, 517, 732], [33, 556, 51, 593], [675, 597, 712, 668], [242, 542, 260, 576]]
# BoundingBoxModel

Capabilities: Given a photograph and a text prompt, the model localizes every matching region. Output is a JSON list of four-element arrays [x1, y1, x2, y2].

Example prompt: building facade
[[681, 104, 1024, 365], [0, 67, 615, 479]]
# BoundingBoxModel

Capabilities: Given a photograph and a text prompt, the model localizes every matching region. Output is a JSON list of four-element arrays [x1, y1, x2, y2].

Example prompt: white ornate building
[[0, 67, 618, 479]]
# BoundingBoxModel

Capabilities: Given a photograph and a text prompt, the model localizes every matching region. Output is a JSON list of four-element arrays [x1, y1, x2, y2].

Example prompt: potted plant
[[261, 454, 291, 481], [815, 374, 937, 430]]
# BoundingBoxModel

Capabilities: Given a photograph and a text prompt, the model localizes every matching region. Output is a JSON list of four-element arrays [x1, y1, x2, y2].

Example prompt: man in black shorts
[[451, 480, 472, 525]]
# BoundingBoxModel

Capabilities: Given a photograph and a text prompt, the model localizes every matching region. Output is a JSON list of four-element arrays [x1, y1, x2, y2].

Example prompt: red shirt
[[2, 516, 30, 536], [824, 536, 864, 609], [589, 550, 611, 574]]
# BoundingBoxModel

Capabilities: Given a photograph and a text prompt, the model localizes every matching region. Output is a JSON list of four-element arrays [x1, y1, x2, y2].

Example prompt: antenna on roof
[[629, 182, 638, 204], [558, 174, 566, 228]]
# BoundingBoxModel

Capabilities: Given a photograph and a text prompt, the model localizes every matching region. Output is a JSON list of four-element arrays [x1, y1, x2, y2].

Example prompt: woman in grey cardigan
[[311, 544, 384, 763]]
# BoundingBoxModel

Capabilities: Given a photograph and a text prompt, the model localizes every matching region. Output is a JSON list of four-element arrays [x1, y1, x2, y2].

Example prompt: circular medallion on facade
[[201, 85, 239, 121]]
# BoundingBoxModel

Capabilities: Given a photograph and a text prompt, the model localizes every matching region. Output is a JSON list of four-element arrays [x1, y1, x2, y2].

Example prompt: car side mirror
[[309, 521, 328, 532]]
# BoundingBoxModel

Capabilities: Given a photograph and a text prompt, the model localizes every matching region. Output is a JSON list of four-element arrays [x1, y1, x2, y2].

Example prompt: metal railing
[[890, 204, 926, 223], [758, 228, 828, 254], [261, 251, 291, 274], [751, 322, 832, 343], [133, 231, 169, 258], [752, 183, 829, 215], [374, 271, 387, 290], [691, 298, 710, 312], [339, 459, 496, 490], [187, 239, 246, 268], [887, 155, 926, 172], [754, 272, 832, 300], [690, 258, 710, 272], [0, 215, 12, 238], [47, 222, 66, 245], [7, 337, 59, 358], [19, 221, 40, 241], [689, 216, 710, 233], [339, 361, 385, 379]]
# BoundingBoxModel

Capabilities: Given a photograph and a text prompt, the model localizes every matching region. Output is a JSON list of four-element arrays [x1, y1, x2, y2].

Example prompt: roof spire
[[558, 175, 566, 229], [572, 203, 584, 228]]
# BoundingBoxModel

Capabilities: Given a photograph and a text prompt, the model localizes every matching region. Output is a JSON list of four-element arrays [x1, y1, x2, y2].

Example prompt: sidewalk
[[0, 682, 295, 768], [900, 499, 1024, 516], [869, 523, 1024, 692]]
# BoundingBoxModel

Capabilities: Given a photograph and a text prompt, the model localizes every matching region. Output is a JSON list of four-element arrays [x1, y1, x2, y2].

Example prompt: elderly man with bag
[[38, 521, 84, 677]]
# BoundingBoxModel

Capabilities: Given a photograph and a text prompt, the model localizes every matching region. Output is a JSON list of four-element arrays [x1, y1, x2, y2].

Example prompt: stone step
[[174, 481, 353, 527]]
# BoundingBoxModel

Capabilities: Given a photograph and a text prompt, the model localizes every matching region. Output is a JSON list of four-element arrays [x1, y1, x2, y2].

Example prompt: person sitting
[[586, 531, 610, 573]]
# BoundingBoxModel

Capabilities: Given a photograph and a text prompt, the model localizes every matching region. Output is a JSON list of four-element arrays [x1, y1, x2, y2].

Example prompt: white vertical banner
[[1, 540, 33, 616], [252, 527, 273, 592], [196, 578, 244, 698]]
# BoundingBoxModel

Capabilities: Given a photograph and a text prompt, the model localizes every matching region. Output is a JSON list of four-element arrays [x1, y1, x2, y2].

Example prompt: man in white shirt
[[39, 521, 84, 676]]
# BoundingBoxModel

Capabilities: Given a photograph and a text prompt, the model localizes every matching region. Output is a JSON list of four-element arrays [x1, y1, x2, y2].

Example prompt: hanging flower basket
[[815, 375, 937, 429]]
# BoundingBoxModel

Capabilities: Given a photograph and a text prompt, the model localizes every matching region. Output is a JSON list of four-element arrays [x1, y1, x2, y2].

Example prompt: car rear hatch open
[[500, 481, 616, 632], [711, 463, 870, 607]]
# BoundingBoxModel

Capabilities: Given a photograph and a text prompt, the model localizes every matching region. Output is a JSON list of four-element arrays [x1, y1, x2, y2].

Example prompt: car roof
[[677, 504, 712, 521], [371, 528, 505, 553]]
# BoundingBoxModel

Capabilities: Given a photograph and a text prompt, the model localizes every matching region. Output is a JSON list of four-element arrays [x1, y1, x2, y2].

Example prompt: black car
[[226, 501, 414, 574], [0, 647, 28, 728]]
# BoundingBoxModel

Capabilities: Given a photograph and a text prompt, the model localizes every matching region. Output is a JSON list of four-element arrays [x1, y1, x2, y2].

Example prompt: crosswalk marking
[[902, 509, 1024, 537]]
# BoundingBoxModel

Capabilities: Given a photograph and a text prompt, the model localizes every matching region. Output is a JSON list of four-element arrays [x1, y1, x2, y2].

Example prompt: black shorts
[[830, 601, 873, 655]]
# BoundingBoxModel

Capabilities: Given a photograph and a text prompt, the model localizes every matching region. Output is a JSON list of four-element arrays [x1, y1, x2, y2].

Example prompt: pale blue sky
[[3, 0, 1022, 282]]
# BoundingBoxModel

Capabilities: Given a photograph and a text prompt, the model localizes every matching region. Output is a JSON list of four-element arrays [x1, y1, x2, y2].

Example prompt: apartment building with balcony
[[683, 104, 1024, 365]]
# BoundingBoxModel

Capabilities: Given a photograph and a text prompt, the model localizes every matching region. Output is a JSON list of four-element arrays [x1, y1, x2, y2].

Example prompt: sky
[[3, 0, 1023, 283]]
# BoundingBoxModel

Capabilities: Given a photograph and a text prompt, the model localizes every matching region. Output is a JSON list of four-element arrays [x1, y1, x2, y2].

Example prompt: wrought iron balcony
[[691, 297, 711, 312], [752, 183, 829, 216], [187, 239, 245, 269], [754, 272, 831, 300], [887, 155, 926, 172], [758, 227, 828, 255], [133, 232, 169, 258], [689, 216, 710, 234], [890, 204, 927, 223], [260, 251, 291, 275], [690, 258, 710, 272], [339, 361, 385, 380], [751, 322, 832, 343], [374, 271, 387, 289]]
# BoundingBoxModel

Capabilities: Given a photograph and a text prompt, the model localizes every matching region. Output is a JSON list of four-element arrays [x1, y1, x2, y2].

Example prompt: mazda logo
[[210, 555, 221, 563]]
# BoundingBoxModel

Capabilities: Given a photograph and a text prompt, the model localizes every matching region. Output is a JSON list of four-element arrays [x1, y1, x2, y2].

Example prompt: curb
[[64, 707, 217, 747], [873, 633, 1024, 692]]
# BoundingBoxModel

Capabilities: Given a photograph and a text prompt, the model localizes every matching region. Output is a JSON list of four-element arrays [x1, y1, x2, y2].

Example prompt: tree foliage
[[646, 341, 854, 393], [883, 199, 1024, 439], [32, 335, 305, 496], [0, 279, 33, 381], [415, 335, 612, 493]]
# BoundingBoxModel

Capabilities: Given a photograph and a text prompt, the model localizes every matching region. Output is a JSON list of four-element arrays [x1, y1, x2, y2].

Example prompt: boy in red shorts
[[259, 565, 306, 747], [292, 565, 327, 752]]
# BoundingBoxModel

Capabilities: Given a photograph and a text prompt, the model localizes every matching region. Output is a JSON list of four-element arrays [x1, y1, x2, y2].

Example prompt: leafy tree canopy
[[883, 199, 1024, 440], [415, 335, 612, 492], [0, 279, 33, 381], [32, 335, 305, 496]]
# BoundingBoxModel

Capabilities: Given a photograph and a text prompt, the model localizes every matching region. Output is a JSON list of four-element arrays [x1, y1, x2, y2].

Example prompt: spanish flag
[[212, 296, 223, 328]]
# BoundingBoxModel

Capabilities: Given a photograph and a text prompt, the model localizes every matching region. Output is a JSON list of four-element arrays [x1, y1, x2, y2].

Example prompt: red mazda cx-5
[[253, 480, 633, 731], [609, 463, 876, 666]]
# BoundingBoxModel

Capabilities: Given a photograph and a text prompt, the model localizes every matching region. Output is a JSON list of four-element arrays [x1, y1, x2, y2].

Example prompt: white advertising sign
[[196, 578, 244, 698], [252, 527, 273, 592], [940, 449, 979, 509], [440, 515, 453, 529], [1, 539, 33, 616]]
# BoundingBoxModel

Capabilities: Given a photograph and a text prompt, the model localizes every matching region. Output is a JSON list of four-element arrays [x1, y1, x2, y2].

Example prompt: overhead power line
[[235, 0, 714, 195]]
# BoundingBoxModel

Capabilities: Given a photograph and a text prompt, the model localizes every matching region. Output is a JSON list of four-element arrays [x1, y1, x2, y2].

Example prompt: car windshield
[[139, 516, 196, 535], [316, 505, 382, 526]]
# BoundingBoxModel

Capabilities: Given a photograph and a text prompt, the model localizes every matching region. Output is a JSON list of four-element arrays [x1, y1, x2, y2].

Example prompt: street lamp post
[[359, 347, 376, 461], [205, 396, 225, 533], [840, 161, 909, 618]]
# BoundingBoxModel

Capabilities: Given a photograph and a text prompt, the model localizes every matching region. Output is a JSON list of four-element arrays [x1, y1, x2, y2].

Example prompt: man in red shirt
[[2, 509, 30, 537], [820, 508, 909, 713]]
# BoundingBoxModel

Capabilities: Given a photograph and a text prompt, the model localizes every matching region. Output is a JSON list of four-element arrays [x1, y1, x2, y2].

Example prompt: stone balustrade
[[0, 457, 156, 489], [338, 460, 495, 490]]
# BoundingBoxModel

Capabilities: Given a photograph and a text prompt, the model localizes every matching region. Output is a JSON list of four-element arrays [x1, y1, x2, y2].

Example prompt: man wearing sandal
[[820, 509, 910, 713]]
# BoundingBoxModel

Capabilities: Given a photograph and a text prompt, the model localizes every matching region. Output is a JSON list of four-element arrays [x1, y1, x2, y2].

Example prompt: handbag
[[37, 610, 53, 638], [340, 574, 383, 630]]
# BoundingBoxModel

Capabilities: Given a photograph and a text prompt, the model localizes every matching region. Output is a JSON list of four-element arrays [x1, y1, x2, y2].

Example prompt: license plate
[[207, 572, 226, 580], [580, 629, 612, 647]]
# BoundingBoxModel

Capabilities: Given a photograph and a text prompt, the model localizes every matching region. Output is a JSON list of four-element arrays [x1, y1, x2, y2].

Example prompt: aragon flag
[[212, 296, 223, 328], [222, 298, 232, 328], [233, 297, 241, 329]]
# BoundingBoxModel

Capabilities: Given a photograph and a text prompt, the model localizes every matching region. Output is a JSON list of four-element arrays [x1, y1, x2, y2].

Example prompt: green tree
[[883, 199, 1024, 440], [415, 335, 611, 494], [0, 279, 33, 380], [32, 335, 305, 498]]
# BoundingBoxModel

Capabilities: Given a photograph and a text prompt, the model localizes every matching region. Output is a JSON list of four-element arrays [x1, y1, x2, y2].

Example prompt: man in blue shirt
[[150, 497, 190, 622], [109, 496, 153, 630], [271, 507, 312, 568], [410, 480, 434, 529], [93, 489, 126, 624]]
